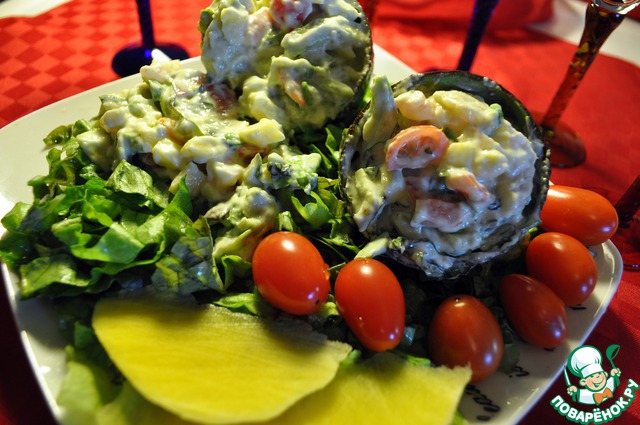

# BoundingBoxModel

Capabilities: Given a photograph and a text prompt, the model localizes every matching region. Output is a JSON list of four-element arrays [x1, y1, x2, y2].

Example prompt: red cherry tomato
[[540, 185, 618, 246], [427, 295, 504, 383], [499, 274, 568, 348], [334, 258, 405, 352], [252, 232, 329, 315], [526, 232, 597, 306]]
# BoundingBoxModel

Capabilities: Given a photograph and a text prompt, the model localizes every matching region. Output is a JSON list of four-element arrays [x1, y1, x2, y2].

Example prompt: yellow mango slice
[[260, 352, 471, 425], [96, 352, 470, 425], [92, 296, 352, 425]]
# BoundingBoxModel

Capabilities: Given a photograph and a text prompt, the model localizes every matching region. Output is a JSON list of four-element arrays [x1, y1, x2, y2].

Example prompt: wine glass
[[539, 0, 640, 168], [112, 0, 190, 77], [457, 0, 501, 71]]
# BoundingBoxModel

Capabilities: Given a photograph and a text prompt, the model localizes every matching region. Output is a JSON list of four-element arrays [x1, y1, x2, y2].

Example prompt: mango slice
[[92, 295, 352, 424], [96, 352, 471, 425], [259, 352, 471, 425]]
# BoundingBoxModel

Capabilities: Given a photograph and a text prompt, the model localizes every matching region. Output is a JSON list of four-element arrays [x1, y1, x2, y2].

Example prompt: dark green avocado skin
[[341, 71, 551, 279]]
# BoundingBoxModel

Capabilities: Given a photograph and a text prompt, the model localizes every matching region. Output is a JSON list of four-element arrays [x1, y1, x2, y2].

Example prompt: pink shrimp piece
[[159, 117, 184, 144], [278, 68, 306, 107], [411, 198, 471, 233], [269, 0, 313, 31], [283, 79, 306, 107], [445, 169, 495, 204], [247, 7, 271, 45], [385, 125, 449, 171]]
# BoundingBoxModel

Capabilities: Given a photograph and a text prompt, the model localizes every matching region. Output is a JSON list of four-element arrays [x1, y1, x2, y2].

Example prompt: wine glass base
[[532, 112, 587, 169], [612, 218, 640, 271], [112, 43, 190, 77], [546, 122, 587, 168]]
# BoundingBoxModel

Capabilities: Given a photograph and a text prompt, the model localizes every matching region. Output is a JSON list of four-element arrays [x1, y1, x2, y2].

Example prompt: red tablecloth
[[1, 1, 639, 424]]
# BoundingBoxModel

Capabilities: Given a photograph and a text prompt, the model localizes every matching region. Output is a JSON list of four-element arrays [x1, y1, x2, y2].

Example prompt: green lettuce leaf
[[1, 157, 219, 298], [106, 161, 170, 210], [151, 233, 223, 295]]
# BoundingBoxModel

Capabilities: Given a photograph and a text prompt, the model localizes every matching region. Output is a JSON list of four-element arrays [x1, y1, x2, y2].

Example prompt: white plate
[[458, 240, 622, 423], [0, 46, 623, 425]]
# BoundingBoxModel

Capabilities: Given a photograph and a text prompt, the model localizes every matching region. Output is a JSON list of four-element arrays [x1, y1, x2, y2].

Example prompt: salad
[[0, 0, 621, 424]]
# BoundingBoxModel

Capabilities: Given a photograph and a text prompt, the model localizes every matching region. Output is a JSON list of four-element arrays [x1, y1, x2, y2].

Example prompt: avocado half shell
[[340, 71, 550, 279]]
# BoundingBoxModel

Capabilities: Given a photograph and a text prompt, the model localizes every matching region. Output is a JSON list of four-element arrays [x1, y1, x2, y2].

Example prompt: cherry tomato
[[252, 232, 329, 315], [427, 295, 503, 383], [385, 125, 449, 171], [526, 232, 597, 306], [499, 274, 568, 348], [334, 258, 405, 352], [540, 185, 618, 246]]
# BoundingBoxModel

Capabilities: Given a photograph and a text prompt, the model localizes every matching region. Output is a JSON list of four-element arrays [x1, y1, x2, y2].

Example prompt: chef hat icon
[[568, 345, 604, 379]]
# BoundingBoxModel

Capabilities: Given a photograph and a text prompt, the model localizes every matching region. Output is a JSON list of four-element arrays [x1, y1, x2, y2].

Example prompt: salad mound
[[341, 71, 550, 279], [198, 0, 373, 133]]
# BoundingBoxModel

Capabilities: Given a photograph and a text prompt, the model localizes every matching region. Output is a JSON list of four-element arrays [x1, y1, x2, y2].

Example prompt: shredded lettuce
[[0, 128, 220, 298]]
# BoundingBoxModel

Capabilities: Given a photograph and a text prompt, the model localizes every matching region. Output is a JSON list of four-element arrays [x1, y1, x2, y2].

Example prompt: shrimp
[[247, 7, 271, 46], [277, 67, 307, 107], [159, 117, 185, 144], [269, 0, 313, 31], [411, 198, 472, 233], [385, 125, 449, 171], [445, 168, 495, 205], [283, 79, 306, 107]]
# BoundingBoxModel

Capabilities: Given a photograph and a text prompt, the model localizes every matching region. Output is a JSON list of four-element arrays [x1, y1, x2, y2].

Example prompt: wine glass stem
[[137, 0, 157, 49], [540, 3, 625, 135], [457, 0, 501, 72]]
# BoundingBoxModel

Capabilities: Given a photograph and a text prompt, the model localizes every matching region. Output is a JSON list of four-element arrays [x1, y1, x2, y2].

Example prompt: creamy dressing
[[76, 59, 323, 261]]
